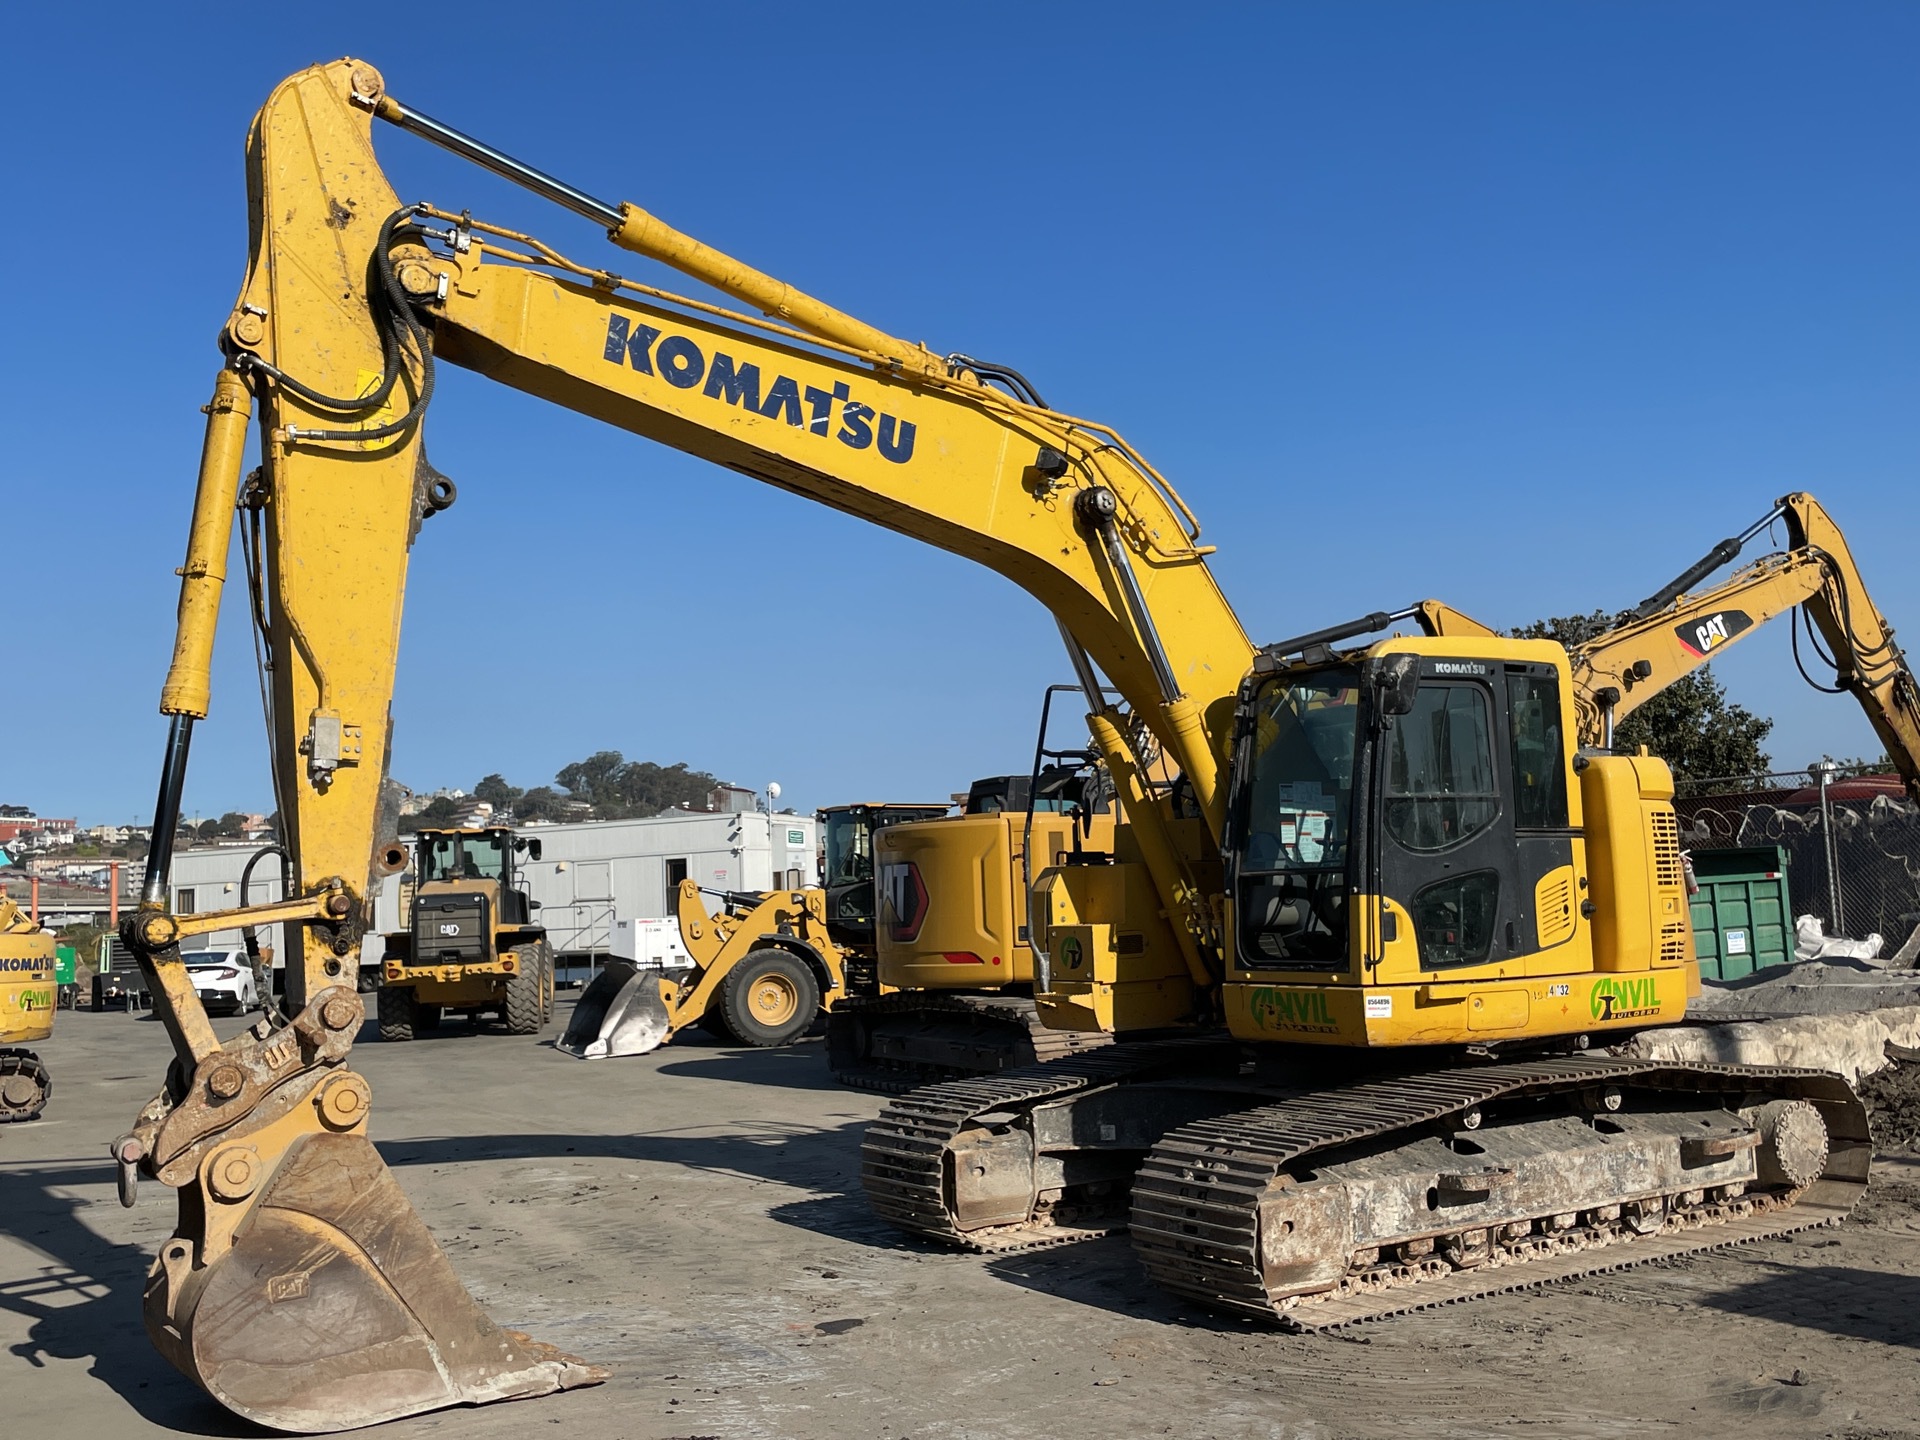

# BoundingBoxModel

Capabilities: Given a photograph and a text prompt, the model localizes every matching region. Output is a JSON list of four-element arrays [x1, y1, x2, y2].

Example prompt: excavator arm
[[1563, 493, 1920, 798], [127, 58, 1253, 1430], [160, 60, 1253, 976]]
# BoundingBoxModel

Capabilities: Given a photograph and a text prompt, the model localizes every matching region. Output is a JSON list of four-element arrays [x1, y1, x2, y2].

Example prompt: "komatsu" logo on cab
[[603, 316, 917, 464]]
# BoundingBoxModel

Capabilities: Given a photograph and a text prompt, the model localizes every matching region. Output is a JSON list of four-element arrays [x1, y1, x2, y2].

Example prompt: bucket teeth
[[147, 1120, 604, 1430]]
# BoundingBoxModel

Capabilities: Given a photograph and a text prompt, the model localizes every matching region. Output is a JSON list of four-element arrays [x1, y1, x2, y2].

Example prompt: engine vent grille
[[1650, 810, 1683, 890], [1659, 921, 1690, 967]]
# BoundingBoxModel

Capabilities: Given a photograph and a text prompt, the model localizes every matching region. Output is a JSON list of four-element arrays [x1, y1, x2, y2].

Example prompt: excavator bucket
[[556, 959, 672, 1059], [143, 1085, 605, 1431]]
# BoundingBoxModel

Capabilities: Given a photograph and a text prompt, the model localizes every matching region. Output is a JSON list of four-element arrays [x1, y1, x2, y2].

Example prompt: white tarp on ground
[[1795, 914, 1886, 964]]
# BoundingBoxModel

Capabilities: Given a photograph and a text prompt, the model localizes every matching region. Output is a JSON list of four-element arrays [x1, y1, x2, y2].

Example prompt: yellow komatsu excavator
[[121, 58, 1917, 1431], [0, 896, 56, 1122]]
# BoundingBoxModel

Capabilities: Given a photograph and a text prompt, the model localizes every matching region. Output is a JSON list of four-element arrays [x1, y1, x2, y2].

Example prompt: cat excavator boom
[[1412, 492, 1920, 792], [1563, 494, 1920, 792]]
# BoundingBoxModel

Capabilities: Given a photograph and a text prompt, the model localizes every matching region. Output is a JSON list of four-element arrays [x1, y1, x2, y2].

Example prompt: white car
[[181, 949, 261, 1016]]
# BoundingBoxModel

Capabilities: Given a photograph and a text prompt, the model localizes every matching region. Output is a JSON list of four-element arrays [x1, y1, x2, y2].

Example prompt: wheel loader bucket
[[146, 1129, 605, 1432], [556, 959, 672, 1059]]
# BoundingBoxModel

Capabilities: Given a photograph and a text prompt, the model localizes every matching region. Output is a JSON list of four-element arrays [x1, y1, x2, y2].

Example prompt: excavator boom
[[1563, 494, 1920, 797]]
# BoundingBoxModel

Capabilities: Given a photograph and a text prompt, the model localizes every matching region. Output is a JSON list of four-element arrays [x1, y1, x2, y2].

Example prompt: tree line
[[400, 752, 721, 832]]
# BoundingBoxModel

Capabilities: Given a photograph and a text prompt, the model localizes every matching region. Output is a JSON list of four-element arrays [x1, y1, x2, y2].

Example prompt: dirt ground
[[6, 1002, 1920, 1440]]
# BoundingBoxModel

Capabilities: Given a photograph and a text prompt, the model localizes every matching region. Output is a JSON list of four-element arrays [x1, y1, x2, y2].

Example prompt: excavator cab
[[1215, 637, 1691, 1045], [1037, 633, 1698, 1046], [1229, 649, 1578, 981]]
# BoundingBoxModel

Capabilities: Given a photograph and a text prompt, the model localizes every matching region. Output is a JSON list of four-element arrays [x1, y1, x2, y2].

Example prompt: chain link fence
[[1674, 766, 1920, 952]]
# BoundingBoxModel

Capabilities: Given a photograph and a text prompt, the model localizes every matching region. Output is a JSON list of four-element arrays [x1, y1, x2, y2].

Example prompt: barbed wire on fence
[[1672, 764, 1920, 946]]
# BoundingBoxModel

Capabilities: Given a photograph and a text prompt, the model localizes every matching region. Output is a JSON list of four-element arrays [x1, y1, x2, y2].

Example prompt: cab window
[[1506, 672, 1568, 830], [1235, 670, 1360, 968], [420, 833, 507, 882], [1384, 684, 1499, 853]]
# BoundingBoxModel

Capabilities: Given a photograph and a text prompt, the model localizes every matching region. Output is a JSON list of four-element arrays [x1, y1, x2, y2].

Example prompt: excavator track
[[829, 992, 1111, 1094], [1129, 1056, 1869, 1330], [0, 1048, 51, 1123], [861, 1038, 1238, 1249]]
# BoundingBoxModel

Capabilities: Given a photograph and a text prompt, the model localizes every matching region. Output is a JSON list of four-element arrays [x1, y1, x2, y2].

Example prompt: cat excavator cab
[[827, 764, 1122, 1091], [819, 799, 956, 989], [119, 58, 1911, 1431]]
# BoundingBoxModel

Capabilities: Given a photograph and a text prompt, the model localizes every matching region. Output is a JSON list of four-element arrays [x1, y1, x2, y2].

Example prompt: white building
[[158, 810, 819, 969]]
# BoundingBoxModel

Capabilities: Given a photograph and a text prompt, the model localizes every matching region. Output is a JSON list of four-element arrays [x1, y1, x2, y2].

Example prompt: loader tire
[[539, 942, 555, 1024], [720, 950, 819, 1048], [697, 1008, 740, 1042], [378, 985, 419, 1042], [504, 949, 545, 1036]]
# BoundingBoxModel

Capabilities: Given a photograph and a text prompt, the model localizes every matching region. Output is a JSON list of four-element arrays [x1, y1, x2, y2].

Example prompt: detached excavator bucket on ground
[[557, 959, 673, 1059]]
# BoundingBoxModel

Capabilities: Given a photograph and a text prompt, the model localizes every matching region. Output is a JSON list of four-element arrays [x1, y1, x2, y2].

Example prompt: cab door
[[1375, 659, 1569, 972]]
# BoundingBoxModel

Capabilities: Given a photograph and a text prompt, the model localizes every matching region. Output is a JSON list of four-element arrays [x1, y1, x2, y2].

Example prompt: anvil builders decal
[[1675, 609, 1753, 658], [1589, 975, 1662, 1022], [1249, 986, 1340, 1034]]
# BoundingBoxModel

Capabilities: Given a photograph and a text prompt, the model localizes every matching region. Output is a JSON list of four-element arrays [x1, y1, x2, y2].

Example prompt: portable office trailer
[[513, 809, 819, 960]]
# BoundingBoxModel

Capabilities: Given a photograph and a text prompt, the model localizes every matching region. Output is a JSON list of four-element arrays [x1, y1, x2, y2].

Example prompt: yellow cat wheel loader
[[558, 800, 946, 1059], [0, 896, 56, 1122], [559, 877, 846, 1057], [116, 58, 1913, 1430], [377, 826, 553, 1039]]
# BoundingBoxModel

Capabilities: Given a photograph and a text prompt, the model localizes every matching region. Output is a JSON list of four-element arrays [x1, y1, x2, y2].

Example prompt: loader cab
[[411, 826, 543, 945], [821, 801, 951, 949]]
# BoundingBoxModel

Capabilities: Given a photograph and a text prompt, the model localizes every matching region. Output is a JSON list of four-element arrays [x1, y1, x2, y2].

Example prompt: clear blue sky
[[5, 4, 1915, 825]]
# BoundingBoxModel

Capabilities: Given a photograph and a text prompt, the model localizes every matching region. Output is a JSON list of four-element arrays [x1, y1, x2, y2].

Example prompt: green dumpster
[[1689, 845, 1793, 981]]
